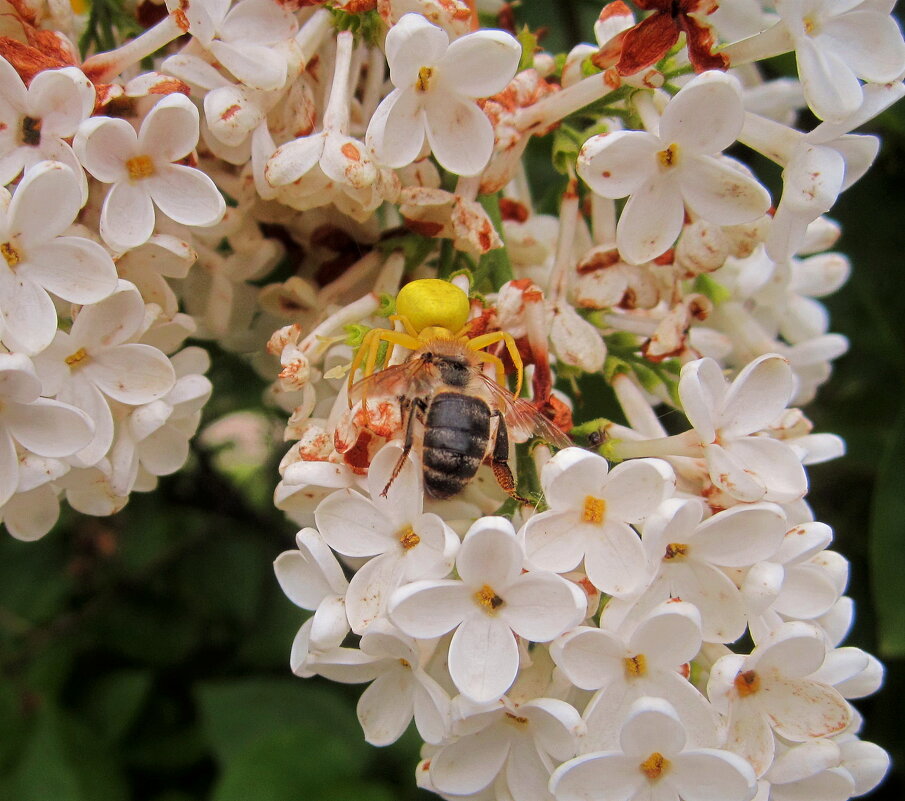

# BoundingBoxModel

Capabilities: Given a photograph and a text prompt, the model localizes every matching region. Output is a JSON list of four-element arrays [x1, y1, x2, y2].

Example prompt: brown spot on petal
[[341, 142, 361, 161], [221, 103, 241, 121], [173, 8, 190, 32], [403, 217, 444, 238]]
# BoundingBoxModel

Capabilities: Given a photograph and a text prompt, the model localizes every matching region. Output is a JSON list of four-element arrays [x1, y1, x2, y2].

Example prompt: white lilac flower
[[365, 12, 521, 176], [0, 353, 93, 508], [521, 448, 675, 598], [707, 621, 852, 776], [389, 516, 585, 703], [0, 59, 94, 195], [428, 694, 582, 801], [773, 0, 905, 123], [678, 354, 808, 503], [33, 281, 176, 467], [550, 697, 757, 801], [0, 160, 117, 355], [74, 93, 226, 252], [577, 71, 771, 264], [553, 600, 720, 753], [355, 620, 452, 746], [600, 498, 787, 644], [164, 0, 299, 91], [315, 443, 459, 634], [275, 527, 351, 653]]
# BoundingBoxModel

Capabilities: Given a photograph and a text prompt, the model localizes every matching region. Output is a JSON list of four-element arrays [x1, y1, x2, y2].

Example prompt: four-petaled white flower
[[315, 443, 459, 634], [577, 71, 771, 265], [679, 354, 808, 503], [366, 12, 521, 176], [74, 93, 226, 252], [522, 448, 675, 598], [550, 697, 757, 801], [389, 516, 585, 703], [0, 160, 117, 355]]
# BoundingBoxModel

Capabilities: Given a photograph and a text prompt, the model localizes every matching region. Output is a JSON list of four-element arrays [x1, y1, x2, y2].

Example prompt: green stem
[[477, 192, 514, 291]]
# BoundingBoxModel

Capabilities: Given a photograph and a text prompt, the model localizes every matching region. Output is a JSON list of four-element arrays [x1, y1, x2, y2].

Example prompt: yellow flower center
[[474, 584, 504, 614], [126, 155, 156, 180], [582, 495, 606, 525], [505, 713, 529, 727], [399, 658, 411, 669], [65, 347, 89, 367], [1, 242, 21, 267], [664, 542, 689, 560], [416, 66, 434, 92], [398, 526, 420, 550], [803, 15, 817, 35], [657, 143, 681, 169], [640, 752, 670, 780], [734, 669, 761, 697], [624, 654, 647, 678]]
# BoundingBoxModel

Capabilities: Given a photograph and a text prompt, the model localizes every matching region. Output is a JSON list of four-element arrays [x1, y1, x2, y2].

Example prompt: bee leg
[[381, 397, 427, 498], [488, 410, 532, 505]]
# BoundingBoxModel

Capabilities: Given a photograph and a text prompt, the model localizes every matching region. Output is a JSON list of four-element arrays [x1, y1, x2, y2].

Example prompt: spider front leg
[[466, 331, 524, 397], [347, 326, 422, 404]]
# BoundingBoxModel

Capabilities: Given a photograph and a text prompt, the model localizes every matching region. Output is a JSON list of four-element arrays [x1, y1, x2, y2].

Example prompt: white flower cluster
[[1, 0, 900, 797]]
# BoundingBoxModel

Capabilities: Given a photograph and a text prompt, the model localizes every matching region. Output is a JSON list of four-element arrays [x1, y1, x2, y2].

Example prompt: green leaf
[[8, 704, 128, 801], [195, 678, 367, 766], [869, 399, 905, 657], [80, 670, 153, 742]]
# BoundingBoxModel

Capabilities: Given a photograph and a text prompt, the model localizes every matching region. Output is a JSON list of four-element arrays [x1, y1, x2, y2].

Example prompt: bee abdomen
[[423, 393, 490, 499]]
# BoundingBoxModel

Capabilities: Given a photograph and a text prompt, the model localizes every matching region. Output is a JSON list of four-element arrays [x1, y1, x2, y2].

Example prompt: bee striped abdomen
[[422, 392, 490, 499]]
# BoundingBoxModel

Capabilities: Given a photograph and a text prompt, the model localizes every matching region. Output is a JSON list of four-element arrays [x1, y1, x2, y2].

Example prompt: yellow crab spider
[[347, 278, 524, 400]]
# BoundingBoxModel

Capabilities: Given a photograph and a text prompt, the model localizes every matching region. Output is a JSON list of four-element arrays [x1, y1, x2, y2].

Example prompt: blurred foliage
[[1, 1, 904, 799]]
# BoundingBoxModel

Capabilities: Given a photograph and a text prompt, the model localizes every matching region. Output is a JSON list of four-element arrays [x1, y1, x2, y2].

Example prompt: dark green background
[[0, 2, 903, 799]]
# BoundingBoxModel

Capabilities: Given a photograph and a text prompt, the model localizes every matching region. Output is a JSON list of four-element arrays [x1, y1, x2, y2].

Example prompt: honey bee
[[348, 279, 570, 500]]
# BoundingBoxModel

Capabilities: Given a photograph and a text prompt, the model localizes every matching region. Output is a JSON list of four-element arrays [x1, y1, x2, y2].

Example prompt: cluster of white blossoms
[[1, 0, 899, 797]]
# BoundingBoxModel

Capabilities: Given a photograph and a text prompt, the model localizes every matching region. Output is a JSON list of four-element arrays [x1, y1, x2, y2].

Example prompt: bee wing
[[349, 357, 436, 404], [474, 373, 572, 449]]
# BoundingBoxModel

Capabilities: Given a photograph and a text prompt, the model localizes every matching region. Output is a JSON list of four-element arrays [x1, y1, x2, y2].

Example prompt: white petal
[[629, 600, 703, 667], [660, 71, 745, 156], [386, 13, 450, 87], [2, 484, 59, 541], [100, 181, 155, 252], [345, 552, 406, 634], [501, 572, 584, 641], [6, 398, 93, 457], [603, 458, 675, 524], [69, 280, 144, 348], [670, 749, 756, 801], [0, 428, 18, 506], [720, 355, 794, 437], [679, 358, 726, 443], [366, 87, 426, 169], [357, 668, 414, 746], [721, 437, 808, 504], [522, 510, 588, 573], [440, 29, 521, 98], [388, 579, 470, 638], [58, 379, 113, 467], [797, 37, 863, 122], [692, 503, 786, 567], [9, 160, 81, 244], [621, 697, 687, 758], [28, 67, 94, 137], [138, 93, 200, 162], [211, 40, 287, 91], [577, 131, 660, 199], [552, 627, 624, 690], [681, 155, 771, 226], [448, 614, 518, 701], [616, 174, 685, 264], [23, 237, 117, 304], [671, 561, 748, 644], [315, 488, 392, 557], [705, 442, 769, 502], [584, 520, 649, 597], [74, 116, 135, 183], [423, 92, 493, 176], [458, 517, 523, 589], [86, 344, 176, 404], [265, 134, 325, 186], [430, 720, 510, 795], [542, 448, 610, 509], [0, 270, 57, 354], [550, 753, 644, 801], [822, 10, 905, 83], [760, 678, 850, 741], [146, 164, 225, 228]]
